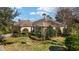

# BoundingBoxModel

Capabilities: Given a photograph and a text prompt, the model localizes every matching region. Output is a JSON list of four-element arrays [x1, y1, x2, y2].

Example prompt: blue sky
[[14, 7, 57, 21]]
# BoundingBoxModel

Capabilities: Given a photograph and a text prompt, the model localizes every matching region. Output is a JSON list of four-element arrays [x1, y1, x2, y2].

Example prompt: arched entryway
[[21, 28, 29, 36], [21, 27, 31, 32]]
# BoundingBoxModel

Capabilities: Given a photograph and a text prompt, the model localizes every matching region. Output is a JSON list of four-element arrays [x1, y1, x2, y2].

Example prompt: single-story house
[[14, 18, 66, 33], [14, 20, 32, 32]]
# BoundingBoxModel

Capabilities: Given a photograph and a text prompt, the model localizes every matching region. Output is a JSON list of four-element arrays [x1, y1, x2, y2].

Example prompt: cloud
[[30, 12, 36, 15], [29, 7, 58, 20], [37, 7, 57, 13], [11, 7, 22, 10], [36, 11, 48, 16], [30, 11, 48, 16], [29, 18, 35, 21], [16, 7, 22, 9], [30, 7, 57, 16]]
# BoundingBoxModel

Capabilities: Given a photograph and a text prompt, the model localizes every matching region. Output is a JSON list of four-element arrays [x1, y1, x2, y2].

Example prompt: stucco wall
[[60, 27, 64, 33], [53, 27, 56, 30], [21, 27, 31, 32], [20, 26, 64, 33]]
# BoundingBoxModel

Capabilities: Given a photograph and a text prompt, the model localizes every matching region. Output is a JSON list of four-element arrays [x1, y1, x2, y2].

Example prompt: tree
[[55, 7, 75, 27], [65, 33, 79, 51], [63, 27, 71, 36], [55, 7, 78, 36], [21, 28, 28, 37], [31, 26, 42, 38], [12, 25, 20, 37], [56, 27, 62, 36], [71, 7, 79, 32], [46, 15, 52, 19], [46, 26, 56, 39], [0, 7, 19, 34], [56, 7, 79, 26], [42, 13, 46, 19]]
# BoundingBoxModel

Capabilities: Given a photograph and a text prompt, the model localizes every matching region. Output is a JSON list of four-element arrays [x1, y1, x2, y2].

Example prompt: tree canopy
[[0, 7, 19, 34]]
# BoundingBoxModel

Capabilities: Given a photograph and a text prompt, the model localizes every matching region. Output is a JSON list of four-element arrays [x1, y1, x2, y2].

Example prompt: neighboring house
[[14, 18, 65, 33], [14, 20, 32, 32]]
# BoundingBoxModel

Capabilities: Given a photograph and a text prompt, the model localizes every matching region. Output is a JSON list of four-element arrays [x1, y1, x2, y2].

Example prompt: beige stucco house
[[14, 20, 32, 32], [14, 18, 65, 33], [32, 18, 65, 33]]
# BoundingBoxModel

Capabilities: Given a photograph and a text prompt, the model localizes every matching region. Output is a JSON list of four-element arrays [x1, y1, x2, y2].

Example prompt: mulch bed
[[29, 36, 42, 41]]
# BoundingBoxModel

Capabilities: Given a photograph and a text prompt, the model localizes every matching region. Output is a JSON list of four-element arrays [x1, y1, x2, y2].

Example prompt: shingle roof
[[32, 18, 64, 27], [14, 20, 32, 27], [14, 18, 64, 27]]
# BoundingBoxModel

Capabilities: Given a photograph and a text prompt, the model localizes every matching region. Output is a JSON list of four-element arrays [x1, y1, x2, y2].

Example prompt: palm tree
[[42, 13, 46, 19], [47, 15, 52, 19]]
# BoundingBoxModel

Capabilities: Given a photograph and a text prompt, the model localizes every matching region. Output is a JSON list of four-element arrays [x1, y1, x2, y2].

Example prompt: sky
[[14, 7, 58, 21]]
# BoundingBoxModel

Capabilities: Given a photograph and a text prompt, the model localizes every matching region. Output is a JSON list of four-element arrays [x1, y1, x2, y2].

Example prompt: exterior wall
[[21, 27, 31, 32], [53, 27, 56, 30], [20, 26, 64, 34], [60, 27, 64, 33]]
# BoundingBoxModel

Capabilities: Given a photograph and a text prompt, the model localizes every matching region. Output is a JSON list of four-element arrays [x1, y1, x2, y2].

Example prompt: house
[[32, 17, 65, 33], [14, 20, 32, 32], [14, 18, 65, 33]]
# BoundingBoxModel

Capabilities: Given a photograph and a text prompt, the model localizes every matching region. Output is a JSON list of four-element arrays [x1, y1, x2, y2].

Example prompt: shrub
[[21, 29, 28, 37], [65, 32, 79, 51], [31, 26, 42, 38], [31, 26, 56, 40], [12, 26, 21, 37], [46, 26, 56, 39], [57, 28, 62, 36], [63, 27, 71, 36]]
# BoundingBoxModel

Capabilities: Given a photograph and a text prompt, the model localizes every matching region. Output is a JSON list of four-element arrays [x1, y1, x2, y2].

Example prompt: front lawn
[[1, 37, 66, 51]]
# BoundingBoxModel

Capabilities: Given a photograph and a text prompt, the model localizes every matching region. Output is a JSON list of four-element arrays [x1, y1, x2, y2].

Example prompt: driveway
[[0, 33, 12, 51], [0, 45, 5, 51]]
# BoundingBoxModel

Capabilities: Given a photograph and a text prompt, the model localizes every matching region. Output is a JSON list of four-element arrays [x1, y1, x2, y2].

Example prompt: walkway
[[0, 45, 5, 51], [0, 33, 12, 51]]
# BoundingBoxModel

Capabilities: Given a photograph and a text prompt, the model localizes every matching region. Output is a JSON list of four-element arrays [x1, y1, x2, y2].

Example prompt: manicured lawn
[[1, 37, 66, 51]]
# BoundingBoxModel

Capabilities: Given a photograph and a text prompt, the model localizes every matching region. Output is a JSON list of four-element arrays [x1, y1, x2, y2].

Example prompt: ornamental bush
[[12, 26, 21, 37], [21, 29, 28, 37], [46, 26, 56, 38], [31, 26, 56, 40], [57, 28, 62, 36], [31, 26, 42, 38], [63, 27, 71, 37], [65, 32, 79, 51]]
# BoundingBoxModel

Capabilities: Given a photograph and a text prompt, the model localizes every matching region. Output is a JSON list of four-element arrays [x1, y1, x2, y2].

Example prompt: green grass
[[2, 36, 65, 51]]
